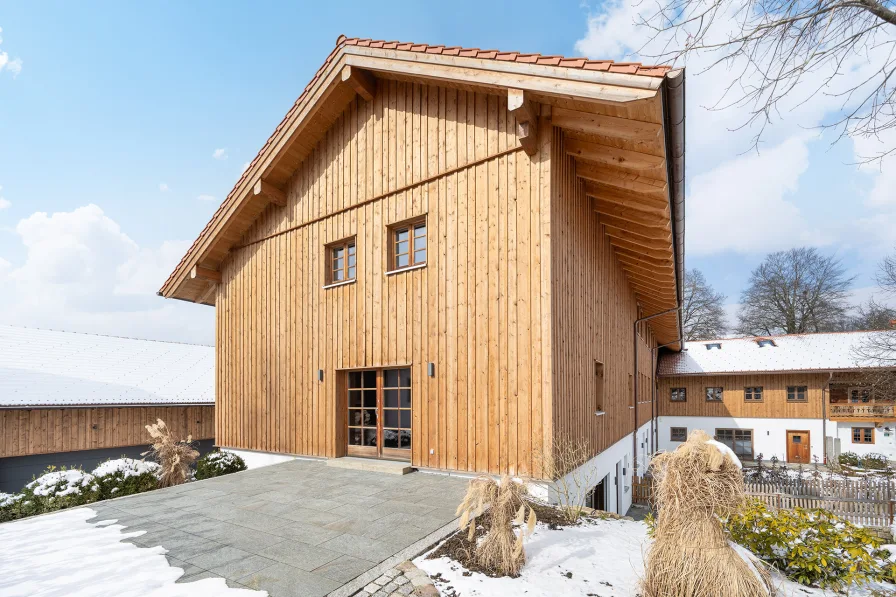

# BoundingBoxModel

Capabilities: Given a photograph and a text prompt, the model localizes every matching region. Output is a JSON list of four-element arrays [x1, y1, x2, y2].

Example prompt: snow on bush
[[0, 493, 24, 523], [20, 468, 99, 515], [92, 459, 161, 500], [195, 450, 247, 480]]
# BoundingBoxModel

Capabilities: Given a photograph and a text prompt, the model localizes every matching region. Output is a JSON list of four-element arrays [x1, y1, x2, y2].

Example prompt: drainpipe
[[823, 371, 833, 464], [634, 307, 681, 478]]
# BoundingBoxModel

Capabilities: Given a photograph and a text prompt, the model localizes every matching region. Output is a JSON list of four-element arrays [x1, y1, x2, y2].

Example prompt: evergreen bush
[[92, 458, 161, 499], [839, 452, 861, 467], [195, 450, 247, 480], [19, 467, 99, 515]]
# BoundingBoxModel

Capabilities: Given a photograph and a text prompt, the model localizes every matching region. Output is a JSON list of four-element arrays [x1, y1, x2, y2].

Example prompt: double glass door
[[346, 367, 412, 460]]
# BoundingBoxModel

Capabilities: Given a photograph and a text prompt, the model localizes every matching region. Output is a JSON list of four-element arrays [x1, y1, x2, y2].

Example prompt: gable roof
[[658, 331, 894, 376], [0, 325, 214, 408], [159, 35, 686, 345]]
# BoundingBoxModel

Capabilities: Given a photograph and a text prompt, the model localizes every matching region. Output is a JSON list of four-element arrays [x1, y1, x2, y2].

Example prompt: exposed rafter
[[341, 65, 376, 102], [508, 89, 539, 156], [565, 138, 666, 178], [190, 266, 222, 284], [253, 180, 287, 207], [552, 106, 662, 142]]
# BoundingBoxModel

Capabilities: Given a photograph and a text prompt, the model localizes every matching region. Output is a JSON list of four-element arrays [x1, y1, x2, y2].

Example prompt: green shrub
[[839, 451, 861, 467], [863, 453, 890, 470], [726, 499, 896, 589], [91, 458, 161, 500], [0, 493, 24, 523], [19, 466, 99, 516], [195, 450, 247, 480]]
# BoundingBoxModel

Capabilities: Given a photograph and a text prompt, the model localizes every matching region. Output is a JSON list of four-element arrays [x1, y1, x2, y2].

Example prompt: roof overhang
[[160, 38, 686, 345]]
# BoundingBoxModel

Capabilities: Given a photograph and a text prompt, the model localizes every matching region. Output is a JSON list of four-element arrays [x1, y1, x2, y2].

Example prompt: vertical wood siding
[[549, 129, 658, 456], [216, 81, 555, 476], [0, 406, 214, 458], [658, 373, 828, 418]]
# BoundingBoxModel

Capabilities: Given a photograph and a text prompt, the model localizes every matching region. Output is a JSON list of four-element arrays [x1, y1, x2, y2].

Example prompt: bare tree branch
[[681, 268, 729, 340]]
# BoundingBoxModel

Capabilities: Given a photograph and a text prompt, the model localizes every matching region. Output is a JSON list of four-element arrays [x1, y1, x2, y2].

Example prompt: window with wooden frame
[[744, 386, 763, 402], [852, 427, 874, 444], [705, 387, 723, 402], [594, 361, 605, 414], [787, 386, 808, 402], [849, 387, 872, 403], [715, 428, 753, 460], [670, 387, 687, 402], [388, 217, 426, 272], [326, 237, 356, 285], [670, 427, 687, 442]]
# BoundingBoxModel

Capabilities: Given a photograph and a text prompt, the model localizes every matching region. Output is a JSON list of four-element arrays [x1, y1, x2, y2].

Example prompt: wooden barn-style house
[[160, 36, 686, 515], [656, 331, 896, 465], [0, 325, 215, 492]]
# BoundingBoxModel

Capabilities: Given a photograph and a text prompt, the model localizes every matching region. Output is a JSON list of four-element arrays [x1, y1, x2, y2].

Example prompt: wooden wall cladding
[[0, 406, 214, 458], [658, 373, 829, 419]]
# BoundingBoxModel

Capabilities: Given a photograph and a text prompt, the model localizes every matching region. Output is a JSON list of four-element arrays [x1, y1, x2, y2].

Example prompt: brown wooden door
[[346, 368, 412, 461], [786, 430, 810, 464]]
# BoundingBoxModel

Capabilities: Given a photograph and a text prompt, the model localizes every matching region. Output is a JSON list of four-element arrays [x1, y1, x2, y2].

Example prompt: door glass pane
[[399, 368, 411, 386], [792, 435, 801, 444], [384, 389, 399, 408], [385, 369, 399, 387], [363, 409, 377, 426], [349, 372, 362, 388], [349, 410, 362, 426], [348, 391, 362, 408], [363, 370, 377, 388], [383, 429, 399, 448], [384, 409, 400, 428], [400, 410, 411, 428], [399, 430, 411, 448], [349, 429, 362, 445], [363, 429, 377, 446], [363, 390, 377, 408], [400, 389, 411, 408]]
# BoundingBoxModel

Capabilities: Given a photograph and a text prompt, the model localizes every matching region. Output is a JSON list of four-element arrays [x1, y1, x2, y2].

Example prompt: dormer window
[[756, 339, 776, 348], [705, 343, 721, 350]]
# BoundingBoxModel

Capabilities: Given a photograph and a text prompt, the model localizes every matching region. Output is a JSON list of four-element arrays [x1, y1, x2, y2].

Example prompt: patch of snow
[[706, 439, 743, 469], [92, 458, 161, 479], [26, 469, 96, 498], [416, 517, 892, 597], [0, 493, 22, 507], [0, 508, 265, 596]]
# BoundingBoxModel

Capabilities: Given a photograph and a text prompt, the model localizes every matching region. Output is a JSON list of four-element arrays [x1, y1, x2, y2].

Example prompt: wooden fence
[[632, 477, 896, 529]]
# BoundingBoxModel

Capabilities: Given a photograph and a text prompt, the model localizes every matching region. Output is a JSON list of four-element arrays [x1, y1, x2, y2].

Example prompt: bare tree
[[736, 247, 855, 336], [854, 249, 896, 366], [682, 268, 728, 340], [851, 298, 896, 330], [638, 0, 896, 160]]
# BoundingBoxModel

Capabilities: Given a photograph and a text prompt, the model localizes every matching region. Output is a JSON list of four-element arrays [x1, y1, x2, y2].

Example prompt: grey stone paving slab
[[79, 458, 468, 597]]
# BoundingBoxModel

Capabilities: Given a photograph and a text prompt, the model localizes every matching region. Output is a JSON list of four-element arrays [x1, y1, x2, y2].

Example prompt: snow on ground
[[0, 508, 265, 597], [416, 517, 893, 597]]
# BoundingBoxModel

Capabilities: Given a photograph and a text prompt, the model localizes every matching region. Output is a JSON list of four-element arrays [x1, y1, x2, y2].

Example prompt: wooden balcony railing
[[829, 403, 896, 418]]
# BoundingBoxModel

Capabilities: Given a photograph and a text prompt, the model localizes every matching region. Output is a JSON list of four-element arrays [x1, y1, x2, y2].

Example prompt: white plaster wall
[[223, 448, 298, 469], [657, 416, 825, 463], [540, 420, 653, 516], [832, 422, 896, 460]]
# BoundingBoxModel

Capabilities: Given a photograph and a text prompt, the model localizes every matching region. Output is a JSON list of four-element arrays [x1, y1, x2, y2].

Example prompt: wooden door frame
[[786, 429, 811, 463], [343, 366, 412, 462]]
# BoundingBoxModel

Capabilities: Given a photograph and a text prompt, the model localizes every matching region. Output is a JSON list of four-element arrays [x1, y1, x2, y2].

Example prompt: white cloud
[[687, 137, 820, 255], [241, 162, 250, 174], [212, 148, 228, 160], [0, 204, 213, 344], [197, 194, 216, 202], [0, 27, 22, 78], [159, 183, 169, 192]]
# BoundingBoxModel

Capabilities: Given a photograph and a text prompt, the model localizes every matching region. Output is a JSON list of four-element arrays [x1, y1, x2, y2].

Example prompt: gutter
[[662, 68, 686, 346], [0, 403, 215, 410]]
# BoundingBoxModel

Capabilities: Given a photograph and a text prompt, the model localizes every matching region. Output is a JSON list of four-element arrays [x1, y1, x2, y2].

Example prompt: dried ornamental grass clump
[[642, 430, 774, 597], [456, 475, 537, 577], [143, 419, 199, 487]]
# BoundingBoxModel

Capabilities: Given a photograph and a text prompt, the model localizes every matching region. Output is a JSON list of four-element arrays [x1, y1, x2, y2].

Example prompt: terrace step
[[326, 457, 415, 475]]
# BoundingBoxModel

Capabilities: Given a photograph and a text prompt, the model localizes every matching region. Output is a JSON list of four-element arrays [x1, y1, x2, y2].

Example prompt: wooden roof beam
[[599, 214, 672, 240], [191, 265, 222, 284], [585, 182, 669, 216], [565, 138, 666, 178], [613, 250, 674, 271], [508, 89, 539, 157], [593, 198, 670, 228], [616, 258, 676, 283], [607, 232, 674, 255], [253, 179, 287, 207], [576, 162, 667, 200], [341, 65, 376, 102], [553, 106, 662, 143]]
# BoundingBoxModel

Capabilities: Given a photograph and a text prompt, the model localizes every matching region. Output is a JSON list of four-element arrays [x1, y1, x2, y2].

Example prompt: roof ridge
[[0, 324, 214, 348]]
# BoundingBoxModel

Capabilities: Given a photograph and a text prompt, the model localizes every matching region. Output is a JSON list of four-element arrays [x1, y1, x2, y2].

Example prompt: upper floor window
[[705, 387, 723, 402], [787, 386, 808, 402], [389, 217, 426, 272], [849, 387, 872, 403], [327, 238, 356, 284], [744, 386, 763, 402], [756, 339, 776, 348], [670, 387, 687, 402]]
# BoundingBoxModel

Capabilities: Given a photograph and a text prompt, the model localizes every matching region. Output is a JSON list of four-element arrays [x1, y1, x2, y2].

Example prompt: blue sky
[[0, 1, 893, 344]]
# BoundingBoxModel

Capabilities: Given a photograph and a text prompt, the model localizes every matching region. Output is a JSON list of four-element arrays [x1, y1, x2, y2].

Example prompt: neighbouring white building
[[655, 331, 896, 464]]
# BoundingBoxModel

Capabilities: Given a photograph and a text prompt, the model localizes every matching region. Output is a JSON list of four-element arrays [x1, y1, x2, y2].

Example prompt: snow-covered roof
[[0, 325, 214, 408], [658, 331, 894, 376]]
